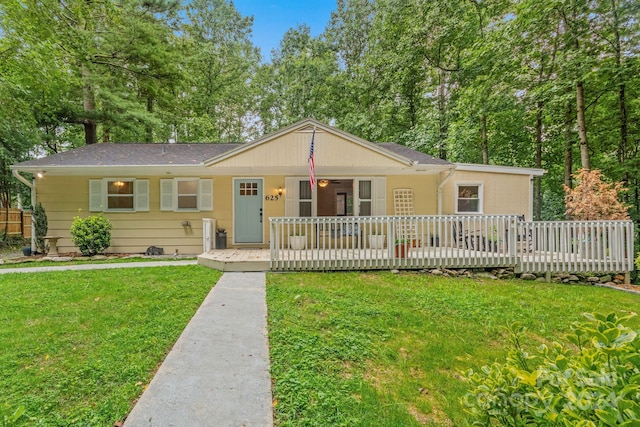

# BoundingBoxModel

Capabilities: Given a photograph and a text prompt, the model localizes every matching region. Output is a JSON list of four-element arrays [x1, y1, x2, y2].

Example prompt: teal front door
[[234, 179, 263, 243]]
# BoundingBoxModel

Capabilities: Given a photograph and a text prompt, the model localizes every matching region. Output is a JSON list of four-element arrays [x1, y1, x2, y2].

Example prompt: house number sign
[[265, 195, 281, 201]]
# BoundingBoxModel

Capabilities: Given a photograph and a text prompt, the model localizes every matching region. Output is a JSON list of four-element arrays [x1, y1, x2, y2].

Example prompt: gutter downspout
[[437, 166, 456, 215], [12, 169, 34, 190], [12, 169, 36, 250]]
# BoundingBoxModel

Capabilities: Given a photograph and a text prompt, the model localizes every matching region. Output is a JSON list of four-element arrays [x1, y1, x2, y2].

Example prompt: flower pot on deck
[[395, 243, 410, 258], [289, 235, 307, 250], [368, 234, 386, 249]]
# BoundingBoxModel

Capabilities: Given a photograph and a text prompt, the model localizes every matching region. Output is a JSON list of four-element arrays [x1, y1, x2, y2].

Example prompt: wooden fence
[[269, 215, 635, 274], [0, 208, 32, 239]]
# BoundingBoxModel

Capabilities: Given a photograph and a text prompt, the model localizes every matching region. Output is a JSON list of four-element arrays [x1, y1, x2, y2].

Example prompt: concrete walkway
[[123, 272, 273, 427]]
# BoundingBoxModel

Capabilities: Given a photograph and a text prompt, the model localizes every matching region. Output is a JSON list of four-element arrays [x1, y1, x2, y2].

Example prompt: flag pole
[[308, 126, 316, 190]]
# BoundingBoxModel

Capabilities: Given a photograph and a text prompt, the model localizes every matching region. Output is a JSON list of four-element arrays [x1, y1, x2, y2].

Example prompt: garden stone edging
[[417, 267, 638, 290]]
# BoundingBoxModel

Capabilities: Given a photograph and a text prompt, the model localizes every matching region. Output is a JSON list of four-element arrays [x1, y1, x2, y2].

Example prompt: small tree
[[32, 203, 48, 253], [70, 214, 112, 256], [564, 169, 630, 220]]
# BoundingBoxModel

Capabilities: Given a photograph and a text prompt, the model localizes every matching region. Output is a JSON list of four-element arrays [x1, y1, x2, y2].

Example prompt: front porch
[[198, 215, 635, 280]]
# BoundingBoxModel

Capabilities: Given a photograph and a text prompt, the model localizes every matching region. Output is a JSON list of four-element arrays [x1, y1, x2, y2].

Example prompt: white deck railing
[[269, 216, 634, 274], [518, 220, 635, 274]]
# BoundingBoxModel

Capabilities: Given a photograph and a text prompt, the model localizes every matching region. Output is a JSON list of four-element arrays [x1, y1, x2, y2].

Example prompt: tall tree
[[181, 0, 260, 142], [256, 25, 338, 132]]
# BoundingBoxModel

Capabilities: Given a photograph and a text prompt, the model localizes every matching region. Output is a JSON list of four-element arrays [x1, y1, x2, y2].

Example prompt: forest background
[[0, 0, 638, 223]]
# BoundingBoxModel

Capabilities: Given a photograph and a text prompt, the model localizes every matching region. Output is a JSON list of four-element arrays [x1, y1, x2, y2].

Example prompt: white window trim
[[89, 178, 149, 213], [175, 177, 199, 211], [160, 178, 213, 212], [106, 178, 135, 212], [455, 182, 484, 214]]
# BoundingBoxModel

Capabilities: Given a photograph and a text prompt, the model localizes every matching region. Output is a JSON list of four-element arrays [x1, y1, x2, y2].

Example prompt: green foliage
[[462, 312, 640, 426], [31, 203, 47, 253], [70, 214, 112, 256]]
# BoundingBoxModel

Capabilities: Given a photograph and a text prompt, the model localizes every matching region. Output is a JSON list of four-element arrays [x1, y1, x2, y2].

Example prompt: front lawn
[[266, 271, 640, 426], [0, 265, 220, 426]]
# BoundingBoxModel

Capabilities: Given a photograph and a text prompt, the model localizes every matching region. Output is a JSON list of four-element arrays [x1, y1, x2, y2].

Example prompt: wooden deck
[[198, 248, 271, 271]]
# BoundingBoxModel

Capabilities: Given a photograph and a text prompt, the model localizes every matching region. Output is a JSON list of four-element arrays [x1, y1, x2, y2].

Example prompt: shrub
[[564, 169, 630, 220], [462, 312, 640, 426], [31, 203, 48, 253], [70, 214, 112, 256]]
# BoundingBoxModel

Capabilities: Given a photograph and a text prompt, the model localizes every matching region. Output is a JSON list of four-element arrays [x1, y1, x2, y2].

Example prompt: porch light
[[318, 179, 330, 188], [35, 171, 45, 179], [278, 187, 283, 196]]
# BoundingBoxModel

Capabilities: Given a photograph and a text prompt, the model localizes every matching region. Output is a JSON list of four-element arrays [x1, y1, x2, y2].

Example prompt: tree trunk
[[564, 100, 574, 189], [576, 80, 589, 170], [480, 113, 488, 164], [82, 65, 98, 145], [611, 0, 628, 193], [437, 70, 448, 160], [534, 102, 543, 220], [145, 96, 154, 143]]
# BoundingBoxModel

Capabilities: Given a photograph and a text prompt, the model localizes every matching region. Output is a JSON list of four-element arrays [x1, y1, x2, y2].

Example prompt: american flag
[[308, 128, 316, 189]]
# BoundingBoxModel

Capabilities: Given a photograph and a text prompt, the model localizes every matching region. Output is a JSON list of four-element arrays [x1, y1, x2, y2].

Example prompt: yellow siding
[[386, 175, 440, 214], [37, 176, 228, 255], [442, 170, 532, 216], [214, 130, 405, 169], [37, 175, 290, 254]]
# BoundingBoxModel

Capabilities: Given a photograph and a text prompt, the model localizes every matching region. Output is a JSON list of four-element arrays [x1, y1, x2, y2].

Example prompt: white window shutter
[[372, 177, 387, 215], [160, 179, 174, 211], [89, 180, 104, 212], [198, 179, 213, 211], [134, 179, 149, 211], [284, 177, 298, 217]]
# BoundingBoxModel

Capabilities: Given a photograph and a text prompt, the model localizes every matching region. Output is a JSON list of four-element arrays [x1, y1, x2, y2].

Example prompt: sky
[[232, 0, 337, 61]]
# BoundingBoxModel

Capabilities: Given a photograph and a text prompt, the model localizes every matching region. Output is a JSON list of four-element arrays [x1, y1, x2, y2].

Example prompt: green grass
[[266, 271, 640, 426], [0, 265, 221, 426]]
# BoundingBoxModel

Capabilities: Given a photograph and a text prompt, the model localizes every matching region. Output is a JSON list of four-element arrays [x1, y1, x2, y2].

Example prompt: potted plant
[[395, 239, 410, 258], [289, 229, 307, 250], [368, 227, 386, 249]]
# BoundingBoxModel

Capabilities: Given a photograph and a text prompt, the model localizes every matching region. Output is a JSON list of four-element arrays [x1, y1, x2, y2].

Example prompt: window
[[107, 180, 134, 210], [160, 178, 213, 212], [299, 180, 312, 217], [89, 179, 149, 212], [456, 183, 483, 213], [239, 181, 259, 196], [177, 179, 198, 209], [358, 180, 372, 216]]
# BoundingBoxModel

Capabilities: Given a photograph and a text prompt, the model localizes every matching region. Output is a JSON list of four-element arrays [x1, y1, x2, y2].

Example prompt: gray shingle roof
[[14, 143, 242, 168], [378, 143, 452, 166], [13, 141, 451, 168]]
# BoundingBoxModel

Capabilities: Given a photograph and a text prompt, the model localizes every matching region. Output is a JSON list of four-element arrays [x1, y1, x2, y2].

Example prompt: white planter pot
[[289, 235, 307, 250], [368, 234, 386, 249]]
